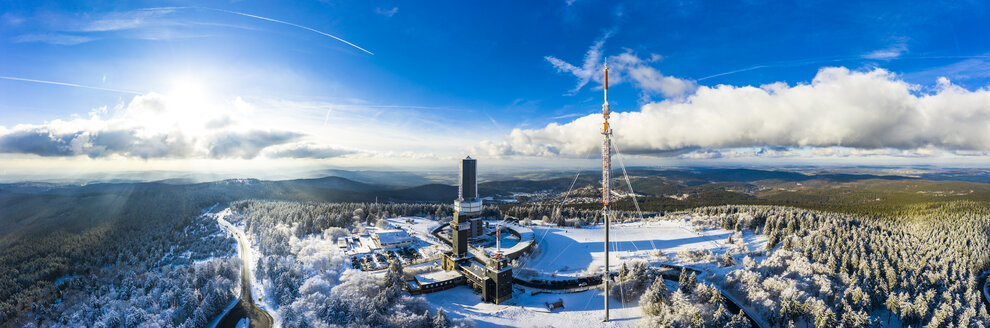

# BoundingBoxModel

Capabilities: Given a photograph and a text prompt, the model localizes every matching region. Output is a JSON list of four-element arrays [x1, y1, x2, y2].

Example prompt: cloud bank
[[0, 93, 351, 160], [477, 67, 990, 158], [263, 143, 356, 159]]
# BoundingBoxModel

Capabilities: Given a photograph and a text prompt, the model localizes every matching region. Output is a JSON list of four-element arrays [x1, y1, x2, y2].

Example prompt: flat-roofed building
[[372, 230, 413, 249], [407, 270, 465, 295]]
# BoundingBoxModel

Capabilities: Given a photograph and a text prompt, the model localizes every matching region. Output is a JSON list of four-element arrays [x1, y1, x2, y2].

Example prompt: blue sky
[[2, 1, 990, 179]]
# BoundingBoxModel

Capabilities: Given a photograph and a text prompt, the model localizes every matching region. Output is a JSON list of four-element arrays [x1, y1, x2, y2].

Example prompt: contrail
[[142, 6, 374, 55], [697, 54, 990, 81], [696, 57, 850, 81], [552, 112, 590, 120], [206, 8, 374, 55], [0, 76, 142, 94], [697, 65, 768, 81]]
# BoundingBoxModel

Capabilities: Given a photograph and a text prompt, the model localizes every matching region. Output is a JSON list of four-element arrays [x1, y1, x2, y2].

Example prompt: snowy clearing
[[520, 219, 765, 278], [423, 217, 766, 327], [424, 285, 643, 327]]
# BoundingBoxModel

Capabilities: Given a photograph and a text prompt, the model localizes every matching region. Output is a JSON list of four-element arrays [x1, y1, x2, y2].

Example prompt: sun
[[155, 75, 230, 134], [168, 76, 209, 104]]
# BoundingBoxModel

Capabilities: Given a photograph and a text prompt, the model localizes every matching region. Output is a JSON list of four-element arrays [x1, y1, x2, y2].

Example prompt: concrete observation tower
[[453, 156, 483, 255], [442, 156, 513, 304]]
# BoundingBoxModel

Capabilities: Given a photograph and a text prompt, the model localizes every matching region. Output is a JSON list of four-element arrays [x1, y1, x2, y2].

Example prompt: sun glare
[[168, 76, 209, 105], [156, 75, 231, 134]]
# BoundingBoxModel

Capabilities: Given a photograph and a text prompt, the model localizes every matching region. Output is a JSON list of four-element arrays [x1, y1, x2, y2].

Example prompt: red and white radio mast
[[601, 62, 613, 322]]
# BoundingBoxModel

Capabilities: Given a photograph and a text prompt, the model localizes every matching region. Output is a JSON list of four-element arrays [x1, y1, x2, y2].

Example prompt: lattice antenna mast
[[601, 61, 612, 322], [495, 221, 502, 257]]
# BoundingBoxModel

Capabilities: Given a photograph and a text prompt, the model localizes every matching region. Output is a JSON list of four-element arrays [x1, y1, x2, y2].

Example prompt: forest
[[639, 203, 990, 327], [0, 188, 239, 327], [0, 178, 481, 327], [4, 170, 990, 327], [227, 200, 475, 328]]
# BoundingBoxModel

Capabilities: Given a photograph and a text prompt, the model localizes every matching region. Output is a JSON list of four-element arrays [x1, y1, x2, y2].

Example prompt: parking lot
[[350, 246, 423, 271]]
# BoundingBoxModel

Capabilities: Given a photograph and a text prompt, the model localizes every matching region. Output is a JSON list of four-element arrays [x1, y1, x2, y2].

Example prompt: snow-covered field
[[387, 216, 442, 235], [521, 219, 764, 278], [224, 205, 770, 327], [424, 285, 644, 327], [422, 217, 766, 327]]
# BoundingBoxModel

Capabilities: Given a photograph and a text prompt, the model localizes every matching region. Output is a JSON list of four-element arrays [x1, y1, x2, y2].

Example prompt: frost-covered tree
[[694, 204, 990, 327], [433, 309, 451, 328], [639, 280, 747, 327], [678, 269, 698, 294], [640, 276, 669, 317], [232, 200, 473, 328]]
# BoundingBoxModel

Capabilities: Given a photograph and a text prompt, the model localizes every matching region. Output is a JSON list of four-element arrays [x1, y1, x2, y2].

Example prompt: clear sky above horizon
[[2, 1, 990, 180]]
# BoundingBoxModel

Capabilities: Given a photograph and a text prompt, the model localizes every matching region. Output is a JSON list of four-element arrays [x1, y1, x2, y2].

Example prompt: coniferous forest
[[3, 173, 990, 327]]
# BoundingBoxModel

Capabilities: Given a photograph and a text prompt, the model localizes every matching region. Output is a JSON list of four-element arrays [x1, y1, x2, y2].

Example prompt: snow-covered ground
[[244, 229, 282, 327], [424, 285, 643, 328], [208, 210, 244, 328], [420, 217, 766, 327], [215, 209, 282, 327], [521, 219, 764, 278], [387, 216, 441, 235], [223, 208, 768, 327], [384, 216, 450, 257]]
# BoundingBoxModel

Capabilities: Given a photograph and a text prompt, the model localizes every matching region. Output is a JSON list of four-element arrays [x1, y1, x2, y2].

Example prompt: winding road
[[217, 213, 274, 328]]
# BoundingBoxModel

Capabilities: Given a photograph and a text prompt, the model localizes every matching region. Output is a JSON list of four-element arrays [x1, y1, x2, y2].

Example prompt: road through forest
[[217, 213, 274, 328]]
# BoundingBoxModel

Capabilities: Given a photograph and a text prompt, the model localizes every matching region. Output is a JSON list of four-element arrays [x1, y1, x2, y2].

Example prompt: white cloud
[[609, 50, 697, 99], [78, 8, 178, 32], [13, 8, 191, 45], [2, 13, 25, 26], [375, 7, 399, 18], [863, 42, 908, 60], [13, 33, 97, 45], [546, 38, 695, 98], [545, 30, 613, 94], [263, 142, 355, 159], [809, 146, 940, 158], [479, 67, 990, 158], [679, 149, 723, 160], [0, 92, 319, 159], [906, 58, 990, 82]]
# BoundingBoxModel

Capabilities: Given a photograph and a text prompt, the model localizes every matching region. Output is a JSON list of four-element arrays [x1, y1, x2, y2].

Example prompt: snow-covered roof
[[387, 216, 438, 234], [415, 270, 463, 285], [374, 230, 412, 245], [462, 262, 488, 280], [502, 223, 534, 257]]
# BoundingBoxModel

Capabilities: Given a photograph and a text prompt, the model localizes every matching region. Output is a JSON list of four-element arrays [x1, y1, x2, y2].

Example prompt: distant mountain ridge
[[0, 167, 929, 203]]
